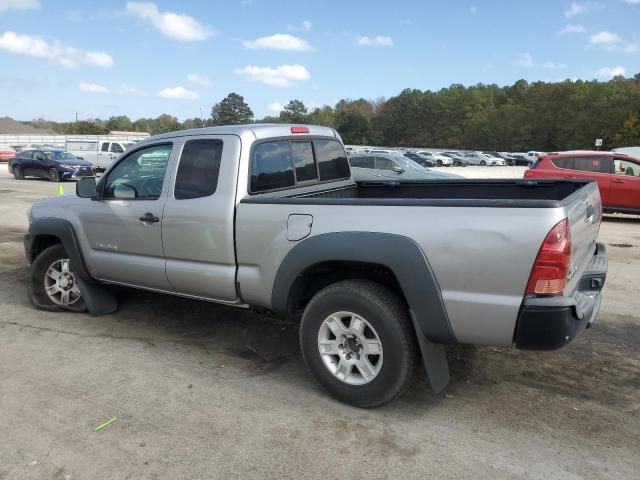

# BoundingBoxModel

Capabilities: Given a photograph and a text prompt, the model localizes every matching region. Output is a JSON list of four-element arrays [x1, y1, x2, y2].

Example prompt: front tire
[[480, 160, 486, 166], [300, 280, 417, 408], [29, 244, 87, 312], [436, 160, 443, 167], [48, 168, 59, 182]]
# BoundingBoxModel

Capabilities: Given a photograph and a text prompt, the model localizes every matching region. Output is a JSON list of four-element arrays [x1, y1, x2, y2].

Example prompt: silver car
[[464, 152, 506, 166], [349, 153, 462, 181]]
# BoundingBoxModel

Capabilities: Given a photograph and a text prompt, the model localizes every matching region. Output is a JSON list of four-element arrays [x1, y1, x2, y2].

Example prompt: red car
[[524, 152, 640, 214], [0, 147, 16, 162]]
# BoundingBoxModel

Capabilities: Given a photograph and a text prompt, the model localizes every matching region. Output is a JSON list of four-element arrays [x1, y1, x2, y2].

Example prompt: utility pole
[[75, 112, 78, 123], [200, 107, 204, 127]]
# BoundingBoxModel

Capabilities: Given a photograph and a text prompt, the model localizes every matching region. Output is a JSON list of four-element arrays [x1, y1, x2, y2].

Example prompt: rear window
[[552, 157, 575, 170], [250, 138, 349, 193], [552, 156, 605, 173], [174, 139, 223, 199]]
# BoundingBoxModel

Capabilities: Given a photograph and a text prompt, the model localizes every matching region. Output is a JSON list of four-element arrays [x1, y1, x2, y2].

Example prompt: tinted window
[[175, 139, 223, 199], [572, 156, 606, 173], [375, 157, 397, 171], [101, 143, 110, 152], [110, 143, 124, 153], [314, 140, 350, 181], [250, 141, 294, 192], [614, 158, 640, 176], [19, 151, 33, 159], [103, 144, 172, 200], [291, 141, 317, 182], [552, 157, 575, 170], [44, 151, 77, 160], [349, 156, 375, 168]]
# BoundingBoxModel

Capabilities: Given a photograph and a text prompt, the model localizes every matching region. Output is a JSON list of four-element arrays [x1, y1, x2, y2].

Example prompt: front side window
[[174, 139, 223, 199], [375, 157, 396, 171], [101, 143, 110, 152], [250, 141, 294, 192], [349, 156, 375, 169], [102, 144, 172, 200], [111, 143, 124, 154], [291, 141, 317, 182], [614, 158, 640, 176], [314, 139, 349, 181]]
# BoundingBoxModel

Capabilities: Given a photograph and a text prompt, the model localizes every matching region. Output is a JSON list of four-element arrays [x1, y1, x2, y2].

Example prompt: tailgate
[[564, 181, 602, 294]]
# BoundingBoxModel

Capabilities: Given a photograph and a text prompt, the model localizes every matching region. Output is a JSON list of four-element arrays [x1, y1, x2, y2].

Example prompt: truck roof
[[147, 124, 341, 142]]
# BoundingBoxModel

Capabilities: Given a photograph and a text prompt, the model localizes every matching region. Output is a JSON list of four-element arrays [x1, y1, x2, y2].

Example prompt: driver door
[[77, 142, 175, 290]]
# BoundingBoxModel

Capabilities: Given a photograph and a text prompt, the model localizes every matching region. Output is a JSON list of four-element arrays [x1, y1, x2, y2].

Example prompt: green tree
[[279, 100, 308, 123], [210, 92, 254, 125], [105, 115, 133, 132]]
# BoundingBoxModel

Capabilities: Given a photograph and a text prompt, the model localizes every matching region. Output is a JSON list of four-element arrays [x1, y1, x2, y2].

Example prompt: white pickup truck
[[66, 140, 135, 170]]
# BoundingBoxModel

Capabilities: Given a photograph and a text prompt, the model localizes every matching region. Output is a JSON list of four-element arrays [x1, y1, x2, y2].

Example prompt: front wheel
[[480, 160, 486, 166], [436, 160, 443, 167], [300, 279, 417, 408], [29, 244, 87, 312], [48, 168, 59, 182]]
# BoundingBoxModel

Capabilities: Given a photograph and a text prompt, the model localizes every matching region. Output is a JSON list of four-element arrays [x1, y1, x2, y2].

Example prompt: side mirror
[[392, 166, 405, 174], [76, 177, 97, 198]]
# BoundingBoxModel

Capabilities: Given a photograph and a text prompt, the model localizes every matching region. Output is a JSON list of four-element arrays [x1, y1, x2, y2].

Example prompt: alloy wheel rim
[[44, 258, 81, 305], [49, 169, 58, 181], [317, 311, 383, 385]]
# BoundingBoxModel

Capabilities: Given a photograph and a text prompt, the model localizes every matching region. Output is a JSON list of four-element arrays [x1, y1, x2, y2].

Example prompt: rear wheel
[[13, 165, 24, 179], [436, 160, 443, 167], [300, 279, 417, 408], [29, 244, 87, 312], [48, 168, 59, 182]]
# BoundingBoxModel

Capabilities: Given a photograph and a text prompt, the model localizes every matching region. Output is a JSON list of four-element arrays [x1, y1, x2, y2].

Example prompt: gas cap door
[[287, 214, 313, 241]]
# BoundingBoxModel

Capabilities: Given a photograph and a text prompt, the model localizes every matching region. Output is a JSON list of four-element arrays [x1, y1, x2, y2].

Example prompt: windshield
[[44, 151, 78, 161]]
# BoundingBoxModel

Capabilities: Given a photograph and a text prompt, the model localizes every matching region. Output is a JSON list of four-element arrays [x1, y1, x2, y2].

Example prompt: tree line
[[24, 74, 640, 151]]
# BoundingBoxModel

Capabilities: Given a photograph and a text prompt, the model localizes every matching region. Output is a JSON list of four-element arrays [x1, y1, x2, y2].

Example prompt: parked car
[[463, 152, 505, 166], [416, 151, 452, 167], [10, 149, 96, 182], [25, 124, 606, 407], [507, 153, 533, 166], [349, 153, 461, 181], [441, 152, 470, 166], [524, 152, 640, 214], [0, 146, 15, 162], [402, 151, 435, 167], [66, 139, 134, 170]]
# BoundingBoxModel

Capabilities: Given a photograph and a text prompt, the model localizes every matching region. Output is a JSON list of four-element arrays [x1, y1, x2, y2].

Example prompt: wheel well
[[30, 235, 61, 260], [287, 261, 406, 320]]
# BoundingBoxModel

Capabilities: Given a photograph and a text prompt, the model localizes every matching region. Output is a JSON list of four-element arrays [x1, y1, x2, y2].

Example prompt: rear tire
[[300, 279, 417, 408], [13, 165, 24, 179], [436, 160, 443, 167], [29, 244, 87, 313]]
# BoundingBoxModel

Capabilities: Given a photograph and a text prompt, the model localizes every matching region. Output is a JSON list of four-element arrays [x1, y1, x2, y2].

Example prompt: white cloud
[[243, 34, 312, 51], [565, 2, 587, 17], [287, 20, 312, 32], [623, 0, 639, 4], [559, 24, 585, 34], [357, 35, 394, 47], [157, 86, 199, 100], [516, 52, 567, 69], [268, 102, 284, 112], [0, 31, 113, 68], [126, 2, 215, 42], [302, 20, 312, 31], [597, 66, 626, 78], [590, 31, 622, 45], [235, 64, 311, 87], [469, 6, 477, 14], [118, 84, 145, 96], [80, 82, 109, 93], [187, 73, 211, 86], [0, 0, 39, 13]]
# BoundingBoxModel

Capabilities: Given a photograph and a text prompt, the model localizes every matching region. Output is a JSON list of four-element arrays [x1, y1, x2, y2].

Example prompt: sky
[[0, 0, 639, 122]]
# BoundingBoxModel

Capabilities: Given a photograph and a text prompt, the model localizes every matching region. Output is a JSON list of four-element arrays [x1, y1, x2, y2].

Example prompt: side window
[[614, 158, 640, 177], [101, 143, 110, 152], [349, 156, 375, 169], [572, 156, 605, 173], [174, 139, 223, 199], [291, 141, 317, 183], [102, 144, 172, 200], [110, 143, 124, 154], [314, 139, 350, 181], [250, 141, 294, 193], [20, 151, 33, 159], [552, 157, 576, 170], [375, 157, 396, 171]]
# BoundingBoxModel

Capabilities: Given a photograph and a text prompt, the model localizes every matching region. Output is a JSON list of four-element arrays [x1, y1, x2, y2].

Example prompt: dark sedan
[[10, 149, 96, 182]]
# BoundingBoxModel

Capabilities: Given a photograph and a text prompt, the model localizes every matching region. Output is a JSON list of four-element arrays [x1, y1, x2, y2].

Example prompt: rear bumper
[[514, 242, 607, 350]]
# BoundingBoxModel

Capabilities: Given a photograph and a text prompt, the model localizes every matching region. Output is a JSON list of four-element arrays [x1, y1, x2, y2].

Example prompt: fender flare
[[271, 231, 455, 344], [26, 218, 117, 316]]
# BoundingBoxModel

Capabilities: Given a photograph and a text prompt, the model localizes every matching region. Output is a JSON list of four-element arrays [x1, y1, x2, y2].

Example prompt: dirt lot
[[0, 168, 638, 479]]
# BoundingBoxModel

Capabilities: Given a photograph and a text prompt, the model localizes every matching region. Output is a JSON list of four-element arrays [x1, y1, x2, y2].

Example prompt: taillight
[[526, 218, 571, 296], [291, 126, 309, 134]]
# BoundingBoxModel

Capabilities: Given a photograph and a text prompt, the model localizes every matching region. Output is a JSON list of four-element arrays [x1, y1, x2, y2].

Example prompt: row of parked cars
[[346, 147, 536, 167]]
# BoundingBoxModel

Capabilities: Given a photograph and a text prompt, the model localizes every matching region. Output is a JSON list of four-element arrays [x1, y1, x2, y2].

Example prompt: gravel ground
[[0, 167, 638, 480]]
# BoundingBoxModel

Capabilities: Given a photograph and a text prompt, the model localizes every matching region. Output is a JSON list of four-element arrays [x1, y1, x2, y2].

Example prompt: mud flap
[[75, 276, 118, 316], [410, 311, 450, 393]]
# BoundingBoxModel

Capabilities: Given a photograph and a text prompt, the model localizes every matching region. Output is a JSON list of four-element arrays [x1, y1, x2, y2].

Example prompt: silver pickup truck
[[24, 124, 607, 407]]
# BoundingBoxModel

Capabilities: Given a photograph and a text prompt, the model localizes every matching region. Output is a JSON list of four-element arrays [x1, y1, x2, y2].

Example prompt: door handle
[[138, 213, 160, 223], [612, 178, 625, 183]]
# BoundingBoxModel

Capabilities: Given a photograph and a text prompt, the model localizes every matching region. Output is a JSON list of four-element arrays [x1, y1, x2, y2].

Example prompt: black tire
[[13, 165, 24, 180], [300, 279, 418, 408], [48, 168, 59, 182], [29, 244, 87, 313], [436, 160, 443, 167], [480, 160, 486, 166]]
